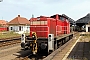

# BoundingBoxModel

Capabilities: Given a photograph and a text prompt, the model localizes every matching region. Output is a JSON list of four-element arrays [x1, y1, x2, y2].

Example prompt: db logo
[[0, 0, 3, 2]]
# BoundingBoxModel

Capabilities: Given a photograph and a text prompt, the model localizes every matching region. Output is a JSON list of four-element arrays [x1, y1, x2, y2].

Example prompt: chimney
[[18, 15, 20, 17]]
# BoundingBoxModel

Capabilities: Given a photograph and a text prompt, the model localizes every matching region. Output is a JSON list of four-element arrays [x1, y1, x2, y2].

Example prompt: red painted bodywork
[[0, 27, 8, 31], [30, 14, 70, 38]]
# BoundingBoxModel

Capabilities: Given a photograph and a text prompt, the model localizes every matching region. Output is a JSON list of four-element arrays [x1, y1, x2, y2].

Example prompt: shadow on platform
[[13, 49, 48, 60], [67, 42, 90, 60]]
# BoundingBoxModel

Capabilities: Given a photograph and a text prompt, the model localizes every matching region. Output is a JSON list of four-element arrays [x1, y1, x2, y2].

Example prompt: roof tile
[[8, 15, 30, 25]]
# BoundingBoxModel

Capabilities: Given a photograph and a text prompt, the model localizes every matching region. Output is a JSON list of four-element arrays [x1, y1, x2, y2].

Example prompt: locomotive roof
[[61, 14, 75, 25], [30, 14, 75, 25], [37, 16, 49, 18], [50, 14, 68, 19], [50, 14, 75, 25]]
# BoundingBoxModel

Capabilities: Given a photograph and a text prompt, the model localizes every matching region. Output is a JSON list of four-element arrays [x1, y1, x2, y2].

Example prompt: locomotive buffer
[[21, 32, 38, 55]]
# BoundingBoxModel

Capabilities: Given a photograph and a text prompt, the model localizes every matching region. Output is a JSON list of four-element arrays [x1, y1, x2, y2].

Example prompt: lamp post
[[73, 21, 76, 31]]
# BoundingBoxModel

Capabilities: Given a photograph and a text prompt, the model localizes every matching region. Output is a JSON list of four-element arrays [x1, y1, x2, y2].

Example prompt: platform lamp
[[73, 21, 76, 31]]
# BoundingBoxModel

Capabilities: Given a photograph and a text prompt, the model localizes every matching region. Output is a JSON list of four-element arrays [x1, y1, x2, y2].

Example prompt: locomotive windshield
[[30, 21, 47, 25], [60, 17, 65, 21]]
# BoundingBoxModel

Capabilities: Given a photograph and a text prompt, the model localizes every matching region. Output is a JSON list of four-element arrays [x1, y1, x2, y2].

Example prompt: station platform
[[54, 32, 90, 60], [44, 32, 90, 60]]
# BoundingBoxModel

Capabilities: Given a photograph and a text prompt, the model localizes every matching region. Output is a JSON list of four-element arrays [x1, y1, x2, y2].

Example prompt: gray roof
[[62, 14, 75, 25], [76, 13, 90, 24]]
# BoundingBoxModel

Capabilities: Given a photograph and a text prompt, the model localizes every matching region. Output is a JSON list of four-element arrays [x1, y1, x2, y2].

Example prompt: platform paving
[[52, 32, 90, 60]]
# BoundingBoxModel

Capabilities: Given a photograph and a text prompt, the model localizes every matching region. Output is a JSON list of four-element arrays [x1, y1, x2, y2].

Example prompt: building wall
[[9, 26, 19, 31], [86, 25, 90, 32], [9, 25, 30, 33], [22, 25, 30, 33]]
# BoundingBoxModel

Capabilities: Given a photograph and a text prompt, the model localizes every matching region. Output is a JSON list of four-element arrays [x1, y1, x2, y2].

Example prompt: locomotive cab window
[[60, 17, 65, 21], [30, 21, 47, 25]]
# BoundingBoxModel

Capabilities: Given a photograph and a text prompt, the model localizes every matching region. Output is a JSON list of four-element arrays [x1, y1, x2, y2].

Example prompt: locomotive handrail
[[32, 32, 38, 54]]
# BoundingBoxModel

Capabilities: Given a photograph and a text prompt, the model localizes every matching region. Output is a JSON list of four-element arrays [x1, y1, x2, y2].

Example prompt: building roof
[[0, 20, 8, 27], [87, 21, 90, 25], [76, 13, 90, 24], [0, 20, 7, 25], [8, 15, 30, 25]]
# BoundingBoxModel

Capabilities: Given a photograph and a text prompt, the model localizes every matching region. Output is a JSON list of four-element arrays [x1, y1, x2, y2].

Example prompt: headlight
[[40, 43, 47, 49]]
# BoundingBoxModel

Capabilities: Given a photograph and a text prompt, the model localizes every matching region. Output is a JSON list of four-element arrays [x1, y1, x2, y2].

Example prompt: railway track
[[0, 36, 31, 48], [12, 51, 48, 60], [0, 36, 46, 60], [12, 54, 46, 60], [12, 32, 78, 60], [0, 37, 21, 47]]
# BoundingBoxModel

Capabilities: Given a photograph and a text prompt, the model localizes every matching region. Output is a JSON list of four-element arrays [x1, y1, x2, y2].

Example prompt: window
[[30, 21, 47, 25], [60, 17, 65, 21], [22, 26, 23, 31], [11, 27, 13, 30], [19, 26, 21, 31]]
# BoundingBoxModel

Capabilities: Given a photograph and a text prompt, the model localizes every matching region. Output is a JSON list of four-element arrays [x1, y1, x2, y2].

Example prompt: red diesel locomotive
[[30, 14, 70, 38], [21, 14, 73, 55]]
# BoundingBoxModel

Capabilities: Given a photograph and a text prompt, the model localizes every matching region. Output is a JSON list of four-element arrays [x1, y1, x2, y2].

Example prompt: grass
[[74, 32, 80, 40], [0, 31, 30, 39], [0, 31, 21, 39], [24, 33, 30, 36]]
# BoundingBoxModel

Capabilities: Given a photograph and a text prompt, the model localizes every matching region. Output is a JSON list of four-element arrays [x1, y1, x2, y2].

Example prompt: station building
[[76, 13, 90, 32]]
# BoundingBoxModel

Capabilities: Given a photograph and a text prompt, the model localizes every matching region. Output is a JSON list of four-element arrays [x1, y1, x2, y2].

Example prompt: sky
[[0, 0, 90, 21]]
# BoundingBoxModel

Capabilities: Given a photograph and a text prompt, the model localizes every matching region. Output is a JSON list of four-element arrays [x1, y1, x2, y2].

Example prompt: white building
[[8, 15, 30, 34], [86, 22, 90, 32], [86, 25, 90, 32]]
